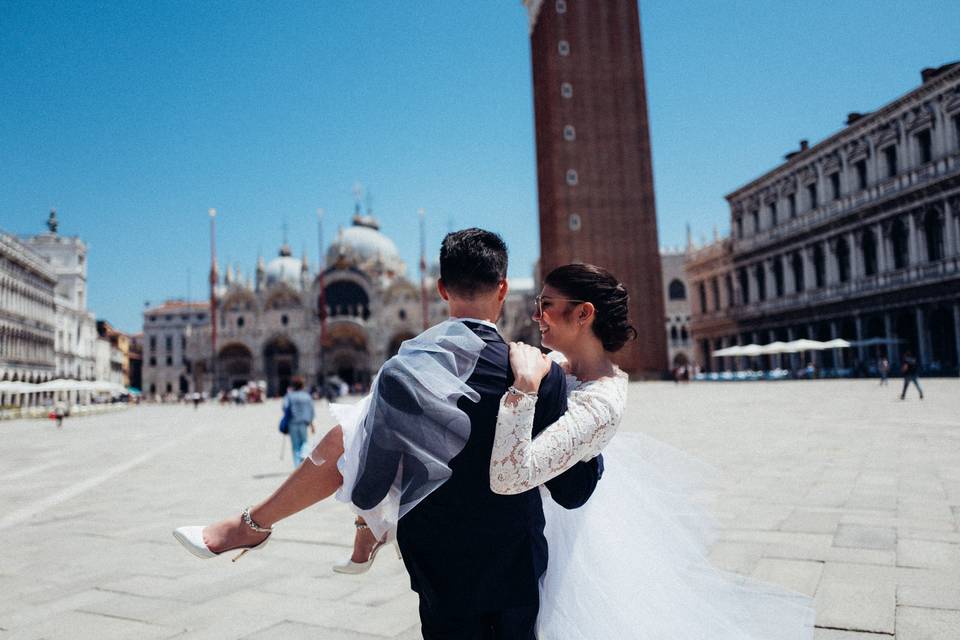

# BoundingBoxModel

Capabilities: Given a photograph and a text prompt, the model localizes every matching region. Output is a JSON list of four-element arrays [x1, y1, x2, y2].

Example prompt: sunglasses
[[534, 295, 586, 316]]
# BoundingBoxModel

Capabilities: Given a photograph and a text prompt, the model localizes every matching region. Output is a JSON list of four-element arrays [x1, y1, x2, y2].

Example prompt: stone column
[[848, 230, 860, 280], [953, 303, 960, 376], [874, 222, 888, 272], [944, 198, 956, 258], [786, 327, 797, 372], [854, 314, 865, 363], [907, 212, 921, 265], [766, 260, 778, 300], [804, 246, 817, 290], [831, 320, 844, 368], [783, 253, 795, 295], [807, 323, 819, 368], [915, 306, 929, 368], [884, 312, 899, 365], [825, 241, 838, 285]]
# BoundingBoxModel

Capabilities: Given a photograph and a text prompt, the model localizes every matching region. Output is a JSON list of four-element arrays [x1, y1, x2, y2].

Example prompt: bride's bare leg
[[203, 425, 345, 553]]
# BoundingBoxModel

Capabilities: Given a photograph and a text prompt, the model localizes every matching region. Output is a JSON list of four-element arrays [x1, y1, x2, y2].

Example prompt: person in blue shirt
[[282, 376, 315, 466]]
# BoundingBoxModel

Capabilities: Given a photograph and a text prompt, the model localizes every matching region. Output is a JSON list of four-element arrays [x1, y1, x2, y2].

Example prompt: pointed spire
[[225, 263, 235, 285], [686, 223, 693, 250]]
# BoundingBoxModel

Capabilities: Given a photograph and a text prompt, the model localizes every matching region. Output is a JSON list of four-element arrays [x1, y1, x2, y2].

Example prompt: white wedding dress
[[491, 359, 816, 639]]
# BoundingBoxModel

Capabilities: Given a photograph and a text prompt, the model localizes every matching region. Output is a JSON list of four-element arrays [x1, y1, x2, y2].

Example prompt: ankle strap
[[241, 507, 272, 533]]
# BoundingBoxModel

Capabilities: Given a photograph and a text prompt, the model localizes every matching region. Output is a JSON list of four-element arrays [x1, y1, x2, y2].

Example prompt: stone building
[[96, 320, 133, 386], [23, 211, 97, 382], [687, 62, 960, 375], [167, 210, 540, 398], [141, 301, 210, 398], [0, 229, 56, 388]]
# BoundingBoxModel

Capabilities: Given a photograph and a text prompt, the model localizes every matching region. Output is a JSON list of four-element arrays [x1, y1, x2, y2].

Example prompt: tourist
[[282, 375, 315, 466], [899, 351, 924, 400], [878, 356, 890, 385]]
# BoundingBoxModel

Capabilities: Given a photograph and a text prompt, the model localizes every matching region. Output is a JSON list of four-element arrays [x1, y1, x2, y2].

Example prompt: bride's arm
[[490, 346, 619, 495]]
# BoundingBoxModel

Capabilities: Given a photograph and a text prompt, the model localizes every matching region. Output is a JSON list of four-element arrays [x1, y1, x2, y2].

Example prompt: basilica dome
[[327, 213, 404, 275], [264, 244, 304, 289]]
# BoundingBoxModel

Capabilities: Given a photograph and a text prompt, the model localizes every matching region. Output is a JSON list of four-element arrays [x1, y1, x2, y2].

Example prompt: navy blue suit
[[352, 322, 602, 638]]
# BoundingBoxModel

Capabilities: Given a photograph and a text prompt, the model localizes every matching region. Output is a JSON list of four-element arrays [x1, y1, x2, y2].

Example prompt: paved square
[[1, 378, 957, 638]]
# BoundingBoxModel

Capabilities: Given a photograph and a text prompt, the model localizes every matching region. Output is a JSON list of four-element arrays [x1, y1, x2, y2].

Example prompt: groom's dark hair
[[439, 228, 508, 298]]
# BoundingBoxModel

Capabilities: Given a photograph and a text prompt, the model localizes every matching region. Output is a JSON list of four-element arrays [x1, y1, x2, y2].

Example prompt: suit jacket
[[351, 321, 602, 614]]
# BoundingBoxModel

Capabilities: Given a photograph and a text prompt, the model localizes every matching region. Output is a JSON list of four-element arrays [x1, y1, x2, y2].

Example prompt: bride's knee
[[316, 424, 345, 460]]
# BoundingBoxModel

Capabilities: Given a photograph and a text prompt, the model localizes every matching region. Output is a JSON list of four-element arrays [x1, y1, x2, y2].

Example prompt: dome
[[264, 245, 304, 289], [327, 214, 403, 275]]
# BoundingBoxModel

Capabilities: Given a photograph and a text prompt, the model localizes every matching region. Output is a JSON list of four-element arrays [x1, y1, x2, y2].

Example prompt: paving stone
[[750, 558, 823, 596], [897, 585, 960, 610], [814, 580, 896, 634], [833, 524, 896, 551], [780, 509, 843, 534], [896, 538, 960, 570], [896, 606, 960, 640]]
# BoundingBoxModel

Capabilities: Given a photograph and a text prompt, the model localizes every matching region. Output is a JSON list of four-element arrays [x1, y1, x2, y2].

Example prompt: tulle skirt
[[537, 432, 816, 639], [323, 403, 816, 639]]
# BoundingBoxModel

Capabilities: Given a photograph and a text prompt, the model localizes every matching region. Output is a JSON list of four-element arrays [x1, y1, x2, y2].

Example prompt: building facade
[[142, 301, 210, 398], [525, 0, 667, 377], [660, 249, 693, 369], [163, 211, 539, 399], [687, 63, 960, 375], [0, 230, 56, 387], [24, 212, 97, 381]]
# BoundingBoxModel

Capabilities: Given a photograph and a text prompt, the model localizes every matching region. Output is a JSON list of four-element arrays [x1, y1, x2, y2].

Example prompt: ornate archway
[[263, 335, 299, 397], [321, 323, 369, 390], [217, 343, 253, 390]]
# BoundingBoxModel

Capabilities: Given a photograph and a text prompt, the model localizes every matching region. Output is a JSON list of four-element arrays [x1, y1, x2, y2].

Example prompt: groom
[[352, 228, 602, 639]]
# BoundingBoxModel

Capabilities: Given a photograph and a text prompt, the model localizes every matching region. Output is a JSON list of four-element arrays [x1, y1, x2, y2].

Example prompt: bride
[[488, 263, 815, 638]]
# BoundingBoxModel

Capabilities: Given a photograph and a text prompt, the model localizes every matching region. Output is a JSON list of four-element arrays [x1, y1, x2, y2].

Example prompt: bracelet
[[507, 386, 538, 400]]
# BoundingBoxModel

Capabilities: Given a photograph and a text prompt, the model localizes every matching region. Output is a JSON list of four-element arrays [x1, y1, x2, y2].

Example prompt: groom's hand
[[509, 342, 551, 394]]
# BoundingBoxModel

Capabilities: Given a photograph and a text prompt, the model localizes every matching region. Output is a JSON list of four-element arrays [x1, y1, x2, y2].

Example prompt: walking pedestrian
[[53, 400, 66, 428], [878, 357, 890, 386], [282, 376, 315, 466], [899, 351, 924, 400]]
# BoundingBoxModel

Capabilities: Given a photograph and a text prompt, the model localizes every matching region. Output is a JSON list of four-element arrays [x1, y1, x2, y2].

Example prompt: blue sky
[[1, 1, 958, 333]]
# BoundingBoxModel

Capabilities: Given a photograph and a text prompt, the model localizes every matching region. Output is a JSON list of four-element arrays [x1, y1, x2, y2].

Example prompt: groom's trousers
[[418, 598, 538, 640]]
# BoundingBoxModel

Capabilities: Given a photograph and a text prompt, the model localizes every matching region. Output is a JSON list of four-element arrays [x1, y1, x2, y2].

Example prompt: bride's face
[[533, 285, 584, 353]]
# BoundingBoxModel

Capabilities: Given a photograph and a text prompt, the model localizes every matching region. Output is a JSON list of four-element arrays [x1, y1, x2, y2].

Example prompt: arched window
[[791, 252, 804, 292], [813, 244, 826, 288], [680, 326, 688, 342], [835, 237, 850, 283], [323, 281, 371, 319], [924, 209, 944, 262], [668, 279, 686, 300], [670, 326, 678, 343], [890, 218, 909, 270]]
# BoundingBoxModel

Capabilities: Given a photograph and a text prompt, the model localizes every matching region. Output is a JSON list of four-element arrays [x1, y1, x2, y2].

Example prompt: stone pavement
[[0, 378, 957, 639]]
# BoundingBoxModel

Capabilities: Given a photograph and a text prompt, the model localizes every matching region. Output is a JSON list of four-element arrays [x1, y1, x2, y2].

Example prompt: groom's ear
[[437, 278, 450, 301], [497, 279, 508, 302]]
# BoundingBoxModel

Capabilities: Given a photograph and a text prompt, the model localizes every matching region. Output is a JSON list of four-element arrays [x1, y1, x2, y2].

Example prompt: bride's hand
[[509, 341, 551, 394]]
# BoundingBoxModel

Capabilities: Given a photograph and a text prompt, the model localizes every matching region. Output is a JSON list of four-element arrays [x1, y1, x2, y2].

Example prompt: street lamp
[[208, 208, 218, 397]]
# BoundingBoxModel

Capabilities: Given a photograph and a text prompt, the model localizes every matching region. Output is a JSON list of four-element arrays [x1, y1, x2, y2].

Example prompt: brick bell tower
[[525, 0, 667, 378]]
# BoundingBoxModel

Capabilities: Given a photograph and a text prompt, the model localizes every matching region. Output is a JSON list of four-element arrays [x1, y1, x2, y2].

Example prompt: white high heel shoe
[[173, 507, 272, 562], [333, 519, 401, 574]]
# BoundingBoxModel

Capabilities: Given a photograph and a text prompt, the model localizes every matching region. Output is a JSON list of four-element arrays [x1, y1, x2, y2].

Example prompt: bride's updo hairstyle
[[544, 263, 638, 352]]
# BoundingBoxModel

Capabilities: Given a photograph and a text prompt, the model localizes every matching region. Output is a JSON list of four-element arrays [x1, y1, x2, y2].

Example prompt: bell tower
[[526, 0, 667, 377]]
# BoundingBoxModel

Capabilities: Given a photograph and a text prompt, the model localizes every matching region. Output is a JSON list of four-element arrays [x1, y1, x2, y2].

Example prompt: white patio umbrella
[[785, 339, 828, 352], [822, 338, 851, 349], [0, 381, 37, 394], [711, 345, 745, 357], [738, 344, 765, 357], [758, 341, 790, 354]]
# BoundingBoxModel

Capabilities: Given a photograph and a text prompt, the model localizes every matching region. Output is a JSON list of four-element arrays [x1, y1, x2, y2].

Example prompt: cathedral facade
[[183, 211, 539, 397]]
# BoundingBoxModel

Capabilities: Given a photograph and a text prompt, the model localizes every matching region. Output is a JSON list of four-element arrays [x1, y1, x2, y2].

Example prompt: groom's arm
[[533, 362, 604, 510]]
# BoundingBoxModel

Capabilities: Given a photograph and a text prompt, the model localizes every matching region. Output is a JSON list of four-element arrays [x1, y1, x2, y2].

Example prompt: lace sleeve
[[489, 379, 623, 495]]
